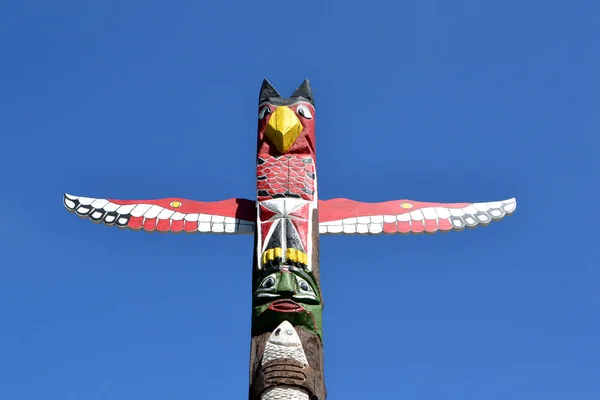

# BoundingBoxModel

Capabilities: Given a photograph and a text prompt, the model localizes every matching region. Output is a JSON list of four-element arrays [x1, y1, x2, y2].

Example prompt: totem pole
[[63, 79, 517, 399]]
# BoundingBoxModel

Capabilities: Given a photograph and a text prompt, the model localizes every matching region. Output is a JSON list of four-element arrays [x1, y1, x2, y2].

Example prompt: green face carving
[[252, 265, 323, 341]]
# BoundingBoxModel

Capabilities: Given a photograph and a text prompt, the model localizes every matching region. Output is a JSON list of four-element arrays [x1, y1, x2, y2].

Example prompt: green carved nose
[[276, 272, 296, 294]]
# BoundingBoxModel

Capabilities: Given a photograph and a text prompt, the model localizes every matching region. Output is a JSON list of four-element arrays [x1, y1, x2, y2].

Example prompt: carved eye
[[262, 276, 275, 288], [258, 106, 272, 120], [297, 278, 312, 292], [296, 105, 312, 119]]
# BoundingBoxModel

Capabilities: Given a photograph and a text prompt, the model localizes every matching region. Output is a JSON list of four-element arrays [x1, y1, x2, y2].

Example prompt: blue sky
[[1, 1, 598, 399]]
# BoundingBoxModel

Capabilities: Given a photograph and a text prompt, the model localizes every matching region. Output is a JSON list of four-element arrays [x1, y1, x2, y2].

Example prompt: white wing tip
[[502, 197, 517, 214], [63, 193, 78, 211]]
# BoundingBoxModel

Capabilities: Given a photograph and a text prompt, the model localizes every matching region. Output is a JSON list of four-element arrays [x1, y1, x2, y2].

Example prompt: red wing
[[64, 193, 256, 234], [318, 198, 516, 234]]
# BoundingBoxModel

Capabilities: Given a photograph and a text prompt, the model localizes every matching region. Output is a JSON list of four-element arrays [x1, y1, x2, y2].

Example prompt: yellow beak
[[265, 106, 303, 154]]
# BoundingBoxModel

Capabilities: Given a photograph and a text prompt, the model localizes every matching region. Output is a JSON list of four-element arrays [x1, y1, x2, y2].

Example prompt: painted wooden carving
[[63, 79, 517, 399]]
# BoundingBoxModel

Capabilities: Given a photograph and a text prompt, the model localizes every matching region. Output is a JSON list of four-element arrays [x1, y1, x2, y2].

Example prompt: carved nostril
[[274, 328, 281, 336]]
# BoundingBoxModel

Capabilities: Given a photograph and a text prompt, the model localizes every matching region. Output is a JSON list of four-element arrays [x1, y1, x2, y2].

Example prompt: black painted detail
[[258, 79, 315, 106], [258, 190, 270, 197], [305, 172, 315, 180], [76, 205, 92, 216], [115, 214, 130, 226], [285, 219, 305, 252], [89, 209, 106, 221], [265, 256, 283, 268], [257, 175, 267, 180], [284, 191, 302, 199], [65, 197, 79, 210], [259, 80, 281, 104], [266, 221, 283, 250], [301, 188, 315, 195], [103, 211, 119, 225], [257, 158, 266, 165], [291, 80, 314, 105]]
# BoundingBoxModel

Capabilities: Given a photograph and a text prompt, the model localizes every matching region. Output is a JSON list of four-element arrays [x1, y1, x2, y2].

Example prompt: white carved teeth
[[90, 199, 109, 209], [75, 205, 91, 215], [184, 213, 199, 222], [450, 217, 464, 229], [450, 208, 465, 217], [343, 224, 356, 234], [368, 223, 383, 234], [383, 215, 396, 223], [104, 213, 117, 224], [212, 215, 225, 223], [475, 212, 490, 223], [115, 204, 136, 214], [116, 216, 129, 226], [463, 205, 477, 215], [421, 208, 437, 220], [502, 198, 517, 214], [357, 216, 370, 224], [370, 215, 383, 223], [474, 203, 490, 212], [130, 204, 152, 218], [328, 225, 343, 234], [171, 212, 185, 221], [157, 209, 175, 220], [224, 223, 236, 233], [409, 210, 424, 221], [489, 208, 503, 218], [64, 197, 77, 210], [435, 207, 451, 219], [90, 210, 105, 221], [465, 216, 476, 225], [397, 213, 410, 222], [78, 197, 95, 206], [143, 205, 163, 219], [103, 202, 120, 212], [212, 223, 225, 233]]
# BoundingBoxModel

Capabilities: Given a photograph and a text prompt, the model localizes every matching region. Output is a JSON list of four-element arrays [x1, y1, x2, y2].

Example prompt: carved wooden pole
[[248, 80, 326, 399], [63, 78, 517, 400]]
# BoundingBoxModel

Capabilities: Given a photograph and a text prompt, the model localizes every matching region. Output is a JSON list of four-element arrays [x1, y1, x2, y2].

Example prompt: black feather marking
[[103, 211, 119, 225], [76, 205, 92, 216], [89, 209, 106, 221]]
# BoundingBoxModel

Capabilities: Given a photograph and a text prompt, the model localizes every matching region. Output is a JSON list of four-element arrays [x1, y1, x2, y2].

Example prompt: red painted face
[[257, 101, 316, 158]]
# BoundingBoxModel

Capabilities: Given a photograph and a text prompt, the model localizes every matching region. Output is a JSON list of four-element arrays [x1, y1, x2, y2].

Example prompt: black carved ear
[[291, 79, 313, 103], [259, 79, 281, 104]]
